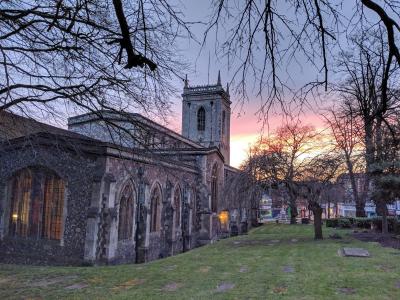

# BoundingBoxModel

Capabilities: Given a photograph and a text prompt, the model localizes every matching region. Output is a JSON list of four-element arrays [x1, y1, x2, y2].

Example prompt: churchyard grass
[[1, 224, 400, 299]]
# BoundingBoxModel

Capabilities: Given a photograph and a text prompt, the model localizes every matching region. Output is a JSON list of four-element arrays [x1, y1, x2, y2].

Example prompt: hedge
[[371, 216, 399, 233], [326, 218, 352, 228], [326, 216, 400, 233], [325, 219, 338, 228]]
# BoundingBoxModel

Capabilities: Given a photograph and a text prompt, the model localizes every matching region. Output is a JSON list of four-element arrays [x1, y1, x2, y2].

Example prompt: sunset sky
[[165, 1, 327, 168]]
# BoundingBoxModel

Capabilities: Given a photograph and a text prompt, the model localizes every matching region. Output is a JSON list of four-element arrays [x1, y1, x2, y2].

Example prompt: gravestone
[[230, 223, 239, 236], [341, 248, 370, 257], [216, 282, 235, 292], [282, 266, 294, 273], [239, 266, 248, 273], [64, 283, 88, 290]]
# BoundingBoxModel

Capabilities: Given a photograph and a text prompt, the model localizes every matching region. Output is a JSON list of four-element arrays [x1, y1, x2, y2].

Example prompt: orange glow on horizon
[[168, 104, 328, 168], [230, 125, 329, 168], [230, 134, 260, 168]]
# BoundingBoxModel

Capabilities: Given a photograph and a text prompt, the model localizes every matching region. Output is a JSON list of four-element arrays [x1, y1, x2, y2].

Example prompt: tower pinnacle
[[184, 74, 189, 88]]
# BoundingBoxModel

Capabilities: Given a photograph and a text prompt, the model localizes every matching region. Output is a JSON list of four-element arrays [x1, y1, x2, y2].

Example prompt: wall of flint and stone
[[105, 156, 200, 264], [0, 128, 254, 266], [0, 141, 104, 265], [0, 138, 207, 265], [223, 167, 254, 235]]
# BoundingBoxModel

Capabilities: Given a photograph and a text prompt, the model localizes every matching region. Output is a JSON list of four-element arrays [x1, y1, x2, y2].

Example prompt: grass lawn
[[1, 224, 400, 299]]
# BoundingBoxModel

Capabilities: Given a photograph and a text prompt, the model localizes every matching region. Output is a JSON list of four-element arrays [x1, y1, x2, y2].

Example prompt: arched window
[[9, 167, 65, 240], [150, 184, 162, 232], [173, 186, 181, 228], [211, 164, 218, 213], [197, 107, 205, 131], [118, 184, 135, 240], [222, 110, 226, 135]]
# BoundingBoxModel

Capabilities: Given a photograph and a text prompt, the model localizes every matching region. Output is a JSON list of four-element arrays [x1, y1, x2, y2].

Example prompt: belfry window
[[197, 107, 205, 131], [9, 167, 65, 240], [118, 184, 135, 240]]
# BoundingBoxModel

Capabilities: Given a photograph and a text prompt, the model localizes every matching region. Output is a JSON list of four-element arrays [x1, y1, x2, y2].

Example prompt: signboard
[[258, 205, 273, 222]]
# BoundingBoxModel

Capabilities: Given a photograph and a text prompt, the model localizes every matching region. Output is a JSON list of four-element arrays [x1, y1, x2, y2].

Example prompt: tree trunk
[[376, 200, 388, 234], [346, 157, 365, 217], [313, 206, 323, 240], [362, 120, 374, 216], [349, 171, 365, 217], [380, 201, 389, 234], [286, 184, 298, 224], [355, 201, 366, 217], [382, 211, 388, 234], [289, 201, 297, 224]]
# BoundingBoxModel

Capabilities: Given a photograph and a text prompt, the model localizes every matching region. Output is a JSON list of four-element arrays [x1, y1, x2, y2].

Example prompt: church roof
[[67, 110, 205, 150], [0, 110, 96, 142], [0, 110, 224, 172]]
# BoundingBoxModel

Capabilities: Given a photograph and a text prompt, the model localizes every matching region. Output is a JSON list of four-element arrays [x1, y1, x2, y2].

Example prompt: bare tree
[[323, 106, 366, 216], [332, 28, 400, 223], [244, 122, 317, 224], [0, 1, 191, 121], [371, 120, 400, 233], [223, 166, 263, 227], [301, 152, 342, 239], [244, 123, 342, 238], [206, 1, 400, 116]]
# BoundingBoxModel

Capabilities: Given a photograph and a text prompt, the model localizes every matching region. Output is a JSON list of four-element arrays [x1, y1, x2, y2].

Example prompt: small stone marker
[[273, 285, 288, 294], [216, 282, 235, 292], [164, 265, 177, 271], [282, 266, 294, 273], [338, 287, 356, 295], [0, 277, 12, 284], [199, 266, 211, 273], [291, 238, 298, 243], [65, 283, 88, 290], [341, 248, 370, 257], [111, 279, 145, 291], [329, 233, 342, 239], [239, 266, 248, 273], [378, 265, 393, 272], [32, 276, 78, 287], [162, 282, 182, 292]]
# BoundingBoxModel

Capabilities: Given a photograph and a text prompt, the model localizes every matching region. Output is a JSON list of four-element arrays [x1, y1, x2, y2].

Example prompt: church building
[[0, 74, 256, 265]]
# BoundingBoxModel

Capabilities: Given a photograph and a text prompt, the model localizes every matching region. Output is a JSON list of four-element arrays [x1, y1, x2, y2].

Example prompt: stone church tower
[[181, 72, 231, 164]]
